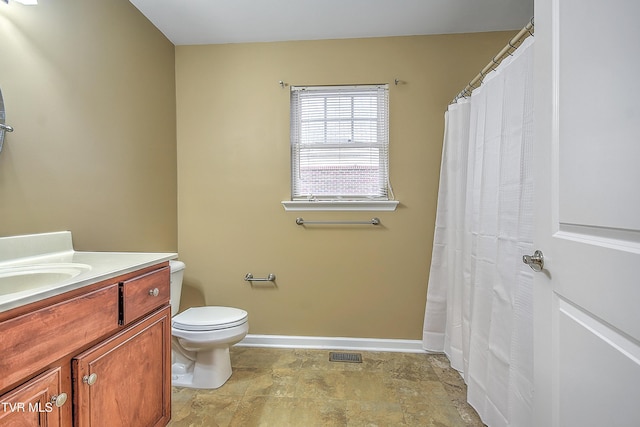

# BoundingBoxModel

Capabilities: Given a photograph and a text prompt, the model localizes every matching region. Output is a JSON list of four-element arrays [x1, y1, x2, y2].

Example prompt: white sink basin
[[0, 263, 92, 294]]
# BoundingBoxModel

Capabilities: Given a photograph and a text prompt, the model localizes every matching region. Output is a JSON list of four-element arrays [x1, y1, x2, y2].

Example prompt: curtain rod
[[451, 17, 534, 104]]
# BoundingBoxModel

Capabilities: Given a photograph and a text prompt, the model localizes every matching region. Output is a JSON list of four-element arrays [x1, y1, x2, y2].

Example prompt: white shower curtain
[[423, 37, 534, 427]]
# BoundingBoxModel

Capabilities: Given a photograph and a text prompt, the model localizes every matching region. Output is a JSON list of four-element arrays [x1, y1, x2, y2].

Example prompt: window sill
[[281, 200, 399, 212]]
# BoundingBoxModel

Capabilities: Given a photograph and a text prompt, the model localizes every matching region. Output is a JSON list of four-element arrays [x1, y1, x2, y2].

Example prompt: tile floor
[[168, 347, 485, 427]]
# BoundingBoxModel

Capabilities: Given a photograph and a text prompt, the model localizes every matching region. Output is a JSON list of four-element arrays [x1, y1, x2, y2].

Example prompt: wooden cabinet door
[[72, 307, 171, 427], [0, 367, 68, 427]]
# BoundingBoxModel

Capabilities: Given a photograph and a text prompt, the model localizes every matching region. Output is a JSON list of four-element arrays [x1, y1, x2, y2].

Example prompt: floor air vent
[[329, 352, 363, 363]]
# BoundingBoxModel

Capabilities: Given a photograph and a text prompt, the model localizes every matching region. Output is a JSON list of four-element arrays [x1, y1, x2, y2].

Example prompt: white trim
[[281, 200, 399, 212], [236, 334, 428, 354]]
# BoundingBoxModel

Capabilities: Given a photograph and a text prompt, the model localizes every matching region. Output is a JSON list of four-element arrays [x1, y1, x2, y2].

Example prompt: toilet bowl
[[169, 261, 249, 389]]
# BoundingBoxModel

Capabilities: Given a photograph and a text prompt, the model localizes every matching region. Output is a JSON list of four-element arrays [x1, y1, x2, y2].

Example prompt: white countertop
[[0, 232, 177, 313]]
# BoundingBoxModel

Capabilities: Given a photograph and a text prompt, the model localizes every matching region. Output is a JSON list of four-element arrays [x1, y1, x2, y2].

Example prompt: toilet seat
[[172, 306, 248, 331]]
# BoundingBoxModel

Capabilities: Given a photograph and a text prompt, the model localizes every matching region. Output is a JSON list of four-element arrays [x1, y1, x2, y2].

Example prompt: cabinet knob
[[82, 373, 98, 386], [50, 393, 68, 407], [148, 288, 160, 297]]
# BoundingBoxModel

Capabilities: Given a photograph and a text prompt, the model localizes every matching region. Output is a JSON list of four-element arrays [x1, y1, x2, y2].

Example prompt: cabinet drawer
[[120, 266, 169, 325], [0, 285, 119, 392]]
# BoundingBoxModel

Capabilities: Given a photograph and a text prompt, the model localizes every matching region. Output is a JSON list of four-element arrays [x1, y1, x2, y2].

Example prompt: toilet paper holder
[[244, 273, 276, 282]]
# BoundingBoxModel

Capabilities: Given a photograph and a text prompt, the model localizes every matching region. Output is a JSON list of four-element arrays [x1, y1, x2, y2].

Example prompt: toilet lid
[[172, 306, 248, 331]]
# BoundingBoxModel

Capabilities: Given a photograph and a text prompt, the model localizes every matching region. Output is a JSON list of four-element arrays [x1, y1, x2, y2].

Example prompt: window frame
[[284, 84, 397, 211]]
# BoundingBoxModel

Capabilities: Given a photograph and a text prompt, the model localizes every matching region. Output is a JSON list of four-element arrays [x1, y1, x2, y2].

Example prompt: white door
[[533, 1, 640, 426]]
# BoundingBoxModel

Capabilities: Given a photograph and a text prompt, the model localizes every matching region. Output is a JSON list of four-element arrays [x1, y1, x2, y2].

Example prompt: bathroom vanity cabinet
[[0, 262, 171, 427]]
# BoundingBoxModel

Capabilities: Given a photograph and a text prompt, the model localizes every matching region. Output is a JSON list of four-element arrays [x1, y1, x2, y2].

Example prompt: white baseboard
[[236, 334, 427, 354]]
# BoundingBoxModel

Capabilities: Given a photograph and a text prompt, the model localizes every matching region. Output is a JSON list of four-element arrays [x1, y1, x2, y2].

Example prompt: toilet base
[[171, 346, 233, 389]]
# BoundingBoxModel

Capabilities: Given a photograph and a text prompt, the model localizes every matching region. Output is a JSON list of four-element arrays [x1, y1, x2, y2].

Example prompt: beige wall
[[0, 0, 177, 251], [176, 32, 512, 340], [0, 1, 513, 339]]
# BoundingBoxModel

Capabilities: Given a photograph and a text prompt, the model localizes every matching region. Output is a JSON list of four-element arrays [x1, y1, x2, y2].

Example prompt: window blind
[[290, 84, 390, 200]]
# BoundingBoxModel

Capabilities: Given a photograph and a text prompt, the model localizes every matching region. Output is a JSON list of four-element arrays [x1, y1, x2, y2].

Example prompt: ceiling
[[129, 0, 534, 46]]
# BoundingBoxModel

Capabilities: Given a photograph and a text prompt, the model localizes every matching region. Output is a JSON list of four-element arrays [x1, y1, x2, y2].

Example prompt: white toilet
[[169, 260, 249, 389]]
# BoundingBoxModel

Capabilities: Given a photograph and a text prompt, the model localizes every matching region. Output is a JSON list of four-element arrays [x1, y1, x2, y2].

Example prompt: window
[[289, 85, 393, 205]]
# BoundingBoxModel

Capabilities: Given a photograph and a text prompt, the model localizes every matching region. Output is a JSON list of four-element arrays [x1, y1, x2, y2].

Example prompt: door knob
[[523, 250, 544, 272]]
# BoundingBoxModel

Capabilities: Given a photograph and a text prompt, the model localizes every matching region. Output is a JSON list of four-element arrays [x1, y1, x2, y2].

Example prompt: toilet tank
[[169, 260, 185, 317]]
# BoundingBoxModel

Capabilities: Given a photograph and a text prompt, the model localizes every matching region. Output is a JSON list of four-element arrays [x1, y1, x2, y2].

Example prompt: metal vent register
[[329, 352, 362, 363]]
